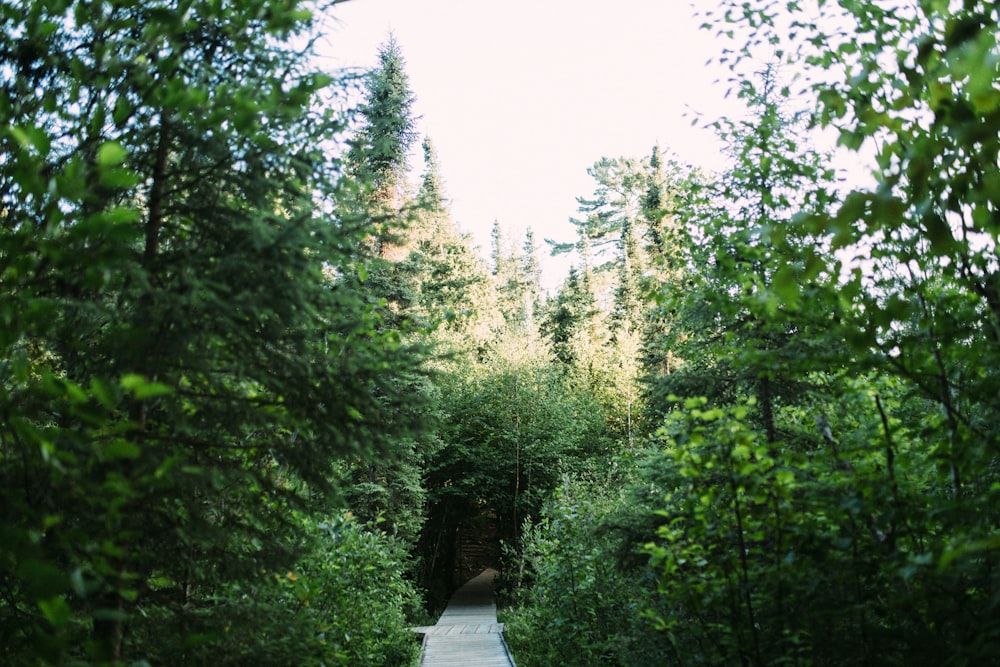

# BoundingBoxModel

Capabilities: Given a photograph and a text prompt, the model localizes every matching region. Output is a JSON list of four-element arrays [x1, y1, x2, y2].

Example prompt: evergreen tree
[[541, 267, 600, 368], [547, 152, 694, 442], [491, 221, 539, 330], [410, 135, 494, 335], [646, 65, 838, 439], [0, 2, 430, 662], [343, 34, 420, 330], [521, 228, 545, 326], [552, 156, 648, 269], [347, 33, 418, 210], [338, 39, 436, 551], [639, 145, 701, 381], [611, 216, 646, 336], [419, 136, 446, 211]]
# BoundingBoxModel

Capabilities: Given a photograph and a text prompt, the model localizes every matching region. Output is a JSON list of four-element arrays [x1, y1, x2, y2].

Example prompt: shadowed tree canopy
[[0, 1, 432, 663]]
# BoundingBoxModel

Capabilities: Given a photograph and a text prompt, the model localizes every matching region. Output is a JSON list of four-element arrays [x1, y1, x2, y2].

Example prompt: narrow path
[[412, 568, 516, 666]]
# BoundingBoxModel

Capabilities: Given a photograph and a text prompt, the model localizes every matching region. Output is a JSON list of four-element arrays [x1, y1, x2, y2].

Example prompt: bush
[[503, 475, 672, 666], [124, 514, 423, 666]]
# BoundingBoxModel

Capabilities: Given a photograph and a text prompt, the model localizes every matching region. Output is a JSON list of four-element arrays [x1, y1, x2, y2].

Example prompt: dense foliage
[[3, 1, 998, 665], [1, 1, 427, 664], [506, 2, 1000, 666]]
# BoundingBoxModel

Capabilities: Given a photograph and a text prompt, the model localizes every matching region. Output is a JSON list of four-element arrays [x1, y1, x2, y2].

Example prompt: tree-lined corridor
[[3, 1, 1000, 665]]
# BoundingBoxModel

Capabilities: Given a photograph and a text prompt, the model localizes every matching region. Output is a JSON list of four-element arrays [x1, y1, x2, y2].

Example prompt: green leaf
[[62, 379, 88, 404], [99, 167, 140, 189], [17, 559, 67, 598], [121, 374, 173, 400], [684, 396, 708, 410], [112, 95, 134, 126], [96, 141, 127, 167], [69, 569, 88, 598], [38, 596, 72, 628], [837, 129, 866, 151], [89, 378, 117, 409], [923, 213, 955, 255], [105, 439, 140, 460], [311, 73, 334, 89], [771, 264, 800, 305], [939, 535, 1000, 570], [9, 125, 51, 156]]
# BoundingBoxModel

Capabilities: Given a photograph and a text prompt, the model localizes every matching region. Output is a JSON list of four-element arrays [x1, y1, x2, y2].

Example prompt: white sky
[[320, 0, 740, 289]]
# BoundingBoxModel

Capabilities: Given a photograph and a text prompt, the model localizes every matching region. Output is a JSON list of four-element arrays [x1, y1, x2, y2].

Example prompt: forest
[[1, 0, 999, 665]]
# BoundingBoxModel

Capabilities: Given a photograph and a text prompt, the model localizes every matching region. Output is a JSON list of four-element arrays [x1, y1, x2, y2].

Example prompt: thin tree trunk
[[145, 113, 171, 265], [759, 375, 777, 445], [730, 471, 762, 665]]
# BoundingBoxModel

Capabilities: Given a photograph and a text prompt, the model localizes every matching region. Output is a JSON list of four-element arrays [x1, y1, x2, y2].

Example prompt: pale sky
[[320, 0, 739, 289]]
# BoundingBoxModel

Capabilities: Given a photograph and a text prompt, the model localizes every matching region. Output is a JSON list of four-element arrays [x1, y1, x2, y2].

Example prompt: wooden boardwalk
[[412, 568, 516, 667]]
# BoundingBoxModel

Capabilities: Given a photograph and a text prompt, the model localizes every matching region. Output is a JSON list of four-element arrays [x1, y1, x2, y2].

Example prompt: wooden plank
[[422, 634, 514, 667], [412, 622, 506, 636], [416, 568, 516, 667]]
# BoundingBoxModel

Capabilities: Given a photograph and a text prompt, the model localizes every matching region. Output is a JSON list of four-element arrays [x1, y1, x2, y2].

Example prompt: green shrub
[[124, 514, 422, 666], [503, 476, 673, 666]]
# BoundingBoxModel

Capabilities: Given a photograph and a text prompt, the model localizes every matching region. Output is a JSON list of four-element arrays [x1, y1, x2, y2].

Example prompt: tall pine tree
[[0, 2, 431, 662]]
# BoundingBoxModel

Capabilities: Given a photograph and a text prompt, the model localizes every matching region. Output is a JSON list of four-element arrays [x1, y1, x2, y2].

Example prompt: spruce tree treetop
[[348, 33, 418, 206], [419, 136, 446, 211]]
